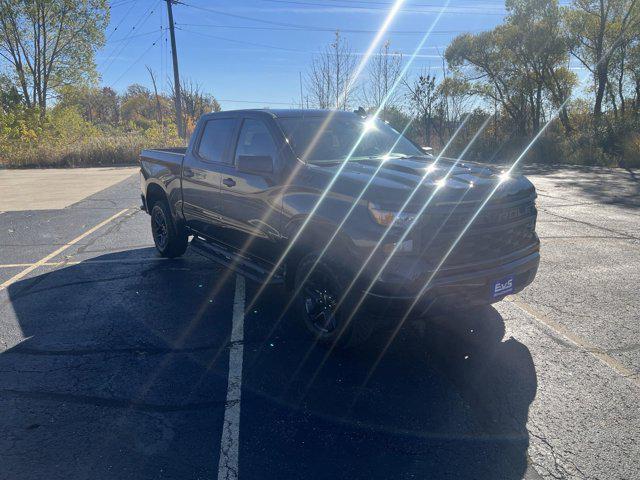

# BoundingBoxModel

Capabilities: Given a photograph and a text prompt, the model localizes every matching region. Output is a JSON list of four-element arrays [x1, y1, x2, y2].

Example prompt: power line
[[101, 0, 162, 75], [176, 27, 307, 52], [258, 0, 507, 15], [108, 33, 163, 88], [108, 28, 162, 44], [181, 2, 337, 29], [105, 0, 137, 42], [180, 3, 488, 34], [110, 0, 138, 8], [294, 0, 498, 6], [179, 26, 455, 58], [274, 0, 573, 8], [176, 21, 479, 35]]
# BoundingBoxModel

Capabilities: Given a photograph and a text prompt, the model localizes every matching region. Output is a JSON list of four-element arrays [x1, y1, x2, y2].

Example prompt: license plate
[[491, 275, 514, 298]]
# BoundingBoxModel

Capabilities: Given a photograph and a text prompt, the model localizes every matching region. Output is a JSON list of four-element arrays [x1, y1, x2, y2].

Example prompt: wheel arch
[[283, 216, 355, 290], [145, 182, 168, 211]]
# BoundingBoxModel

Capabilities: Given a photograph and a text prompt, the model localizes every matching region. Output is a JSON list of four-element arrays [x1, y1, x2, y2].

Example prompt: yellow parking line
[[0, 208, 130, 291], [508, 297, 639, 386], [0, 257, 169, 269]]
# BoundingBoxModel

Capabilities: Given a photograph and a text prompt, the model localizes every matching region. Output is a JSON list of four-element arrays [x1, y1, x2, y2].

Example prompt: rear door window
[[197, 118, 236, 163]]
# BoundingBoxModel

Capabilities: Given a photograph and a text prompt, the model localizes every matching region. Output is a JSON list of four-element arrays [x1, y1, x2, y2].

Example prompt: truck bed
[[145, 147, 187, 154], [140, 147, 186, 168]]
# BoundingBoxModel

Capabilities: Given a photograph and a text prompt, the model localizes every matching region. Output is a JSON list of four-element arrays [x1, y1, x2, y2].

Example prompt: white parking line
[[218, 274, 245, 479], [0, 208, 130, 292]]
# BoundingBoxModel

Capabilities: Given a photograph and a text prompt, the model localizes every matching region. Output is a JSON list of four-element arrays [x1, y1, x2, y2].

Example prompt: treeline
[[306, 0, 640, 167], [0, 0, 221, 167], [0, 73, 219, 167], [1, 0, 638, 168]]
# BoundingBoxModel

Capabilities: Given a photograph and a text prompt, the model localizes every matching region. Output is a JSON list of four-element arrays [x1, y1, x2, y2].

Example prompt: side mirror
[[237, 155, 273, 174], [421, 146, 433, 154]]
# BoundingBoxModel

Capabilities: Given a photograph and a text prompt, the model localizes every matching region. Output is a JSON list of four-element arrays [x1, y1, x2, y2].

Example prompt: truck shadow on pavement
[[2, 248, 537, 480], [522, 164, 640, 209]]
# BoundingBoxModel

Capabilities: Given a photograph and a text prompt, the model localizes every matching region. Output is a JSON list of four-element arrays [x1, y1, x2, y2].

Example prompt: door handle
[[223, 177, 236, 187], [183, 168, 194, 178]]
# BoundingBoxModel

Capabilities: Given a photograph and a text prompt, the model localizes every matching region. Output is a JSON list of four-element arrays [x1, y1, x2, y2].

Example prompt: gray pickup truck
[[140, 109, 539, 346]]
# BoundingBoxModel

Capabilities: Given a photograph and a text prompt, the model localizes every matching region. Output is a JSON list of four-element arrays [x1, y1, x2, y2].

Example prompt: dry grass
[[0, 133, 184, 169]]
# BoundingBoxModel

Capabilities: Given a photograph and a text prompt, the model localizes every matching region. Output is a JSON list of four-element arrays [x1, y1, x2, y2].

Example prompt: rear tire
[[150, 201, 188, 258], [293, 251, 372, 349]]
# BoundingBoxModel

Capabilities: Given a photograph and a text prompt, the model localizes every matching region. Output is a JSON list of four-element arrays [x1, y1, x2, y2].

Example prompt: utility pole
[[166, 0, 183, 138], [299, 71, 304, 109]]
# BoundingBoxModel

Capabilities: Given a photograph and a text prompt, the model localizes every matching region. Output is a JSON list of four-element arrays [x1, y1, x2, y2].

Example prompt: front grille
[[442, 219, 536, 266], [419, 199, 538, 268]]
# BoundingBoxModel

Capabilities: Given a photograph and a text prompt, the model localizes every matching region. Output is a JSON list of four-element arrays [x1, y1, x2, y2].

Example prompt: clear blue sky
[[96, 0, 512, 110]]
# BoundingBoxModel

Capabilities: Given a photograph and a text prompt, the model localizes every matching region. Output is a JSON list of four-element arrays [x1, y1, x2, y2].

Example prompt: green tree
[[120, 84, 156, 130], [565, 0, 640, 122], [506, 0, 576, 131], [57, 84, 119, 126], [446, 0, 574, 135], [629, 37, 640, 112], [0, 73, 22, 112], [0, 0, 108, 118], [446, 27, 530, 133]]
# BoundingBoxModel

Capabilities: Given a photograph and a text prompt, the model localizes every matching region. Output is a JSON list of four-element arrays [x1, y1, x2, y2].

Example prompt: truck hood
[[309, 156, 535, 210]]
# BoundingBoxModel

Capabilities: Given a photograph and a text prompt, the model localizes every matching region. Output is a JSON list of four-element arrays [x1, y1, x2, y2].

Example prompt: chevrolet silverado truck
[[140, 109, 539, 346]]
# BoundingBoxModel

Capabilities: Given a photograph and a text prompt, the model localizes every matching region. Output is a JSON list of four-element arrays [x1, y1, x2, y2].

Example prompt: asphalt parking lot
[[0, 166, 638, 479]]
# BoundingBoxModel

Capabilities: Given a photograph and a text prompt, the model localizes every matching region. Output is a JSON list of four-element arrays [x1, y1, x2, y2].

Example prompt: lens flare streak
[[256, 120, 415, 342], [357, 98, 572, 392], [298, 113, 485, 399], [242, 0, 409, 315]]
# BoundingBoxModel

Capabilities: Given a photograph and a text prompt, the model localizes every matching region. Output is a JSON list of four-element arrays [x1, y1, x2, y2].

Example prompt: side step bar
[[189, 236, 284, 285]]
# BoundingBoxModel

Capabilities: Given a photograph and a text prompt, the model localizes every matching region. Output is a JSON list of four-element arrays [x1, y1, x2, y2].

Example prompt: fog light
[[382, 239, 413, 255]]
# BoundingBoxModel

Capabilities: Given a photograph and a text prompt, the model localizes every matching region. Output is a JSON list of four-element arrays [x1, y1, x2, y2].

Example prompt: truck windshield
[[277, 115, 425, 164]]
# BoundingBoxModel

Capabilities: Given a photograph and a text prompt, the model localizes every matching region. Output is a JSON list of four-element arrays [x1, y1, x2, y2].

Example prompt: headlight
[[368, 202, 416, 228]]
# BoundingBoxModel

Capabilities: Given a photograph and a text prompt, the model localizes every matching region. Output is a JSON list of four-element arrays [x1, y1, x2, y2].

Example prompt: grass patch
[[0, 134, 182, 169]]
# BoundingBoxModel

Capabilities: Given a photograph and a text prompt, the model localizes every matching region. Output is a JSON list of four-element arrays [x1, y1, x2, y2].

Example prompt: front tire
[[150, 201, 188, 258], [293, 252, 372, 349]]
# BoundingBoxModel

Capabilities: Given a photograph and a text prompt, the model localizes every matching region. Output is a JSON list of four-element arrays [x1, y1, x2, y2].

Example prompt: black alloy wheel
[[149, 201, 188, 258], [152, 206, 169, 250], [302, 267, 340, 334]]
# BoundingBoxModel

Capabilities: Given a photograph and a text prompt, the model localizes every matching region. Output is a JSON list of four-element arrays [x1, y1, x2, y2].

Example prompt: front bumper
[[360, 250, 540, 317]]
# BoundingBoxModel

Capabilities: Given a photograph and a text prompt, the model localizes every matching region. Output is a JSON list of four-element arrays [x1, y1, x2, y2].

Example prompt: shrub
[[621, 132, 640, 168], [0, 109, 183, 168]]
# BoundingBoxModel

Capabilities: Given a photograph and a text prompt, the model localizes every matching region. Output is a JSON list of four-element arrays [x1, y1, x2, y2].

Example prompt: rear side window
[[235, 119, 277, 162], [197, 118, 236, 163]]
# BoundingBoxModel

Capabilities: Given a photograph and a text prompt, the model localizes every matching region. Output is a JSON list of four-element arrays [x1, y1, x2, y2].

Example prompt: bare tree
[[404, 71, 438, 146], [146, 66, 162, 124], [172, 78, 221, 135], [362, 40, 403, 111], [306, 30, 357, 110], [307, 46, 333, 109]]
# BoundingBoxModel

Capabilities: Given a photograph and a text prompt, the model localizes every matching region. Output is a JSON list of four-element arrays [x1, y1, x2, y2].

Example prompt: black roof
[[210, 109, 360, 118]]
